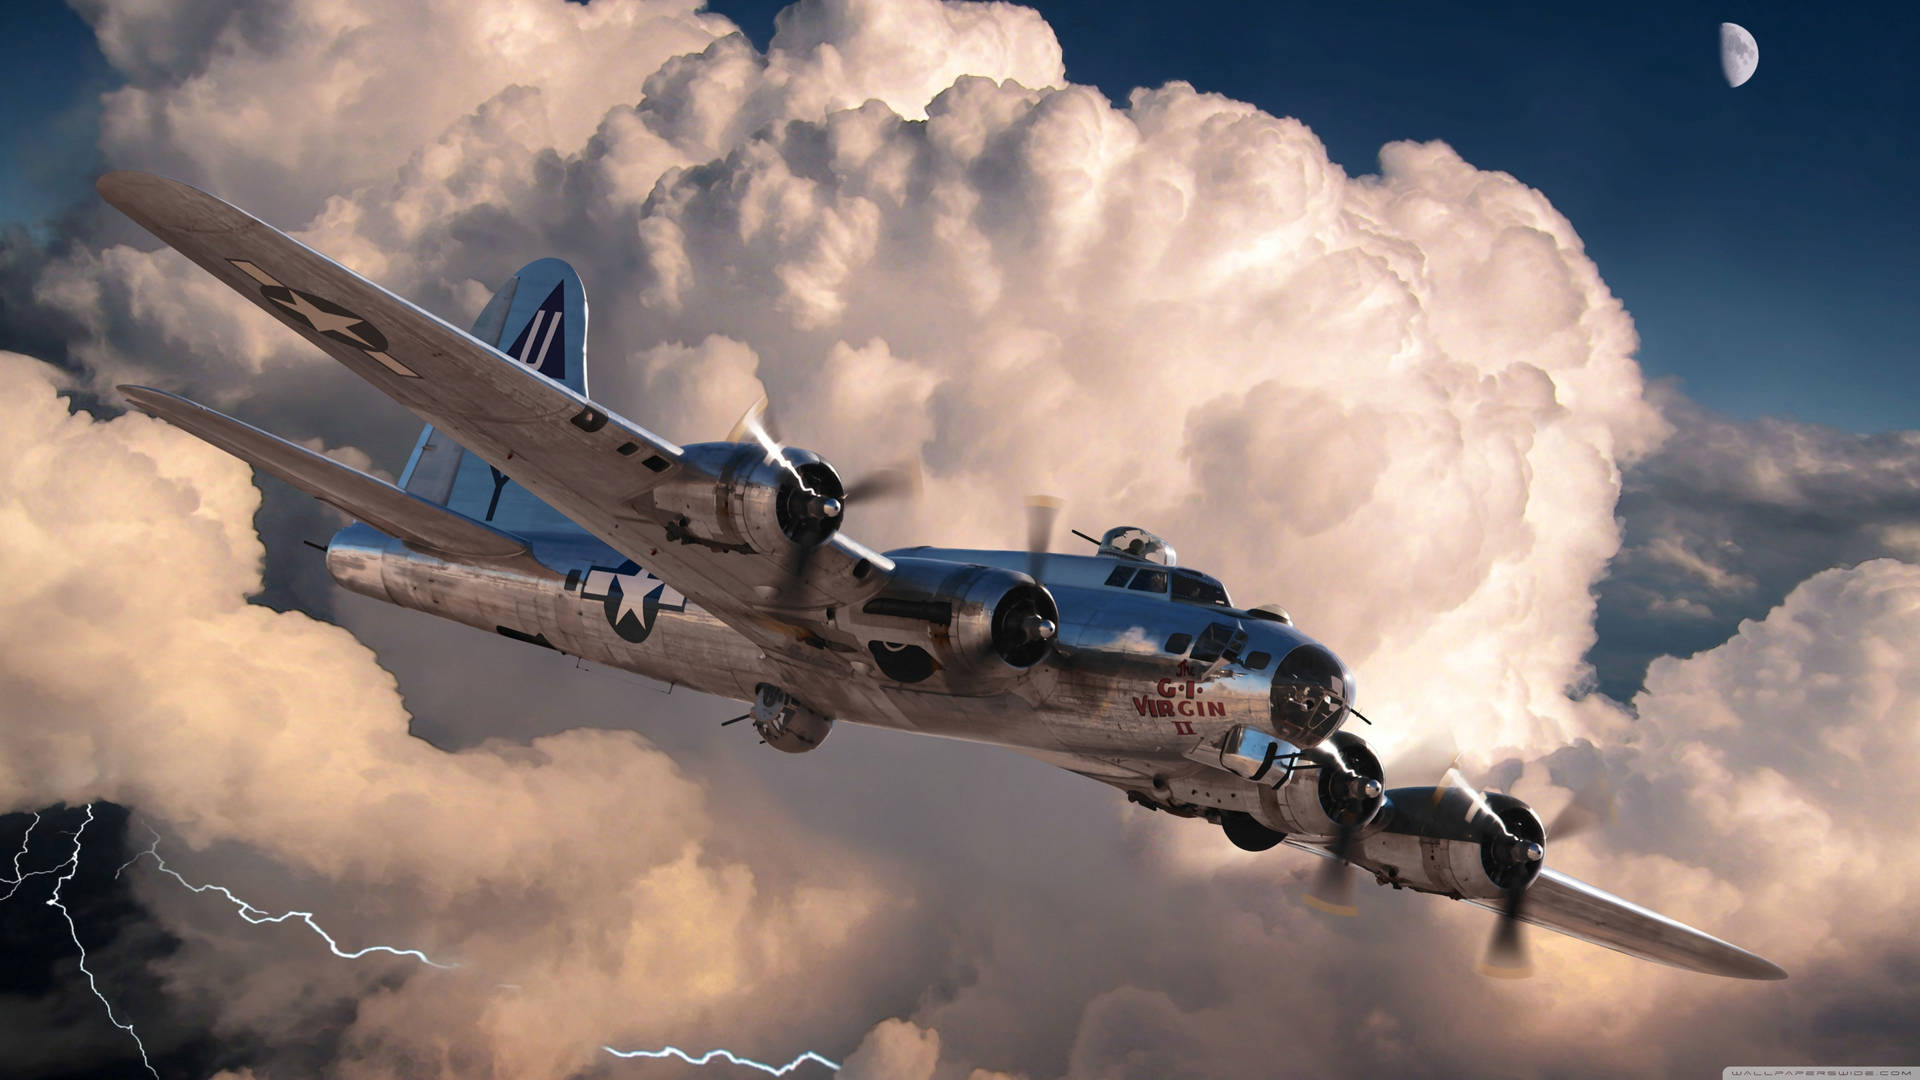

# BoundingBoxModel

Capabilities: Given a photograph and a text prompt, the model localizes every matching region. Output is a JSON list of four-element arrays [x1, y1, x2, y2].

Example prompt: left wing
[[1461, 867, 1786, 980], [100, 171, 891, 660], [1060, 748, 1785, 980]]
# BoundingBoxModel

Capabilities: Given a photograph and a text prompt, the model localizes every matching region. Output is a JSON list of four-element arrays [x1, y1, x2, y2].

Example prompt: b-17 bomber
[[99, 170, 1786, 983]]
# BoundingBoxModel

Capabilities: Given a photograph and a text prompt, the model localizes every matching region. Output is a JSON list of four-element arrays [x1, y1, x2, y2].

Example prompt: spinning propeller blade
[[1304, 828, 1360, 917], [731, 395, 921, 607], [843, 459, 923, 502], [1303, 741, 1382, 918], [1026, 495, 1062, 583]]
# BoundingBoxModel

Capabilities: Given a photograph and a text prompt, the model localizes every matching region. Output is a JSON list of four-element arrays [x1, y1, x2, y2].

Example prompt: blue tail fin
[[397, 259, 588, 536]]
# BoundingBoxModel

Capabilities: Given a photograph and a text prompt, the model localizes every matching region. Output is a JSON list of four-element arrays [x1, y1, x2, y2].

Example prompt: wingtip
[[1732, 954, 1789, 981], [96, 170, 244, 235], [117, 384, 173, 408], [96, 169, 162, 206], [117, 384, 160, 412]]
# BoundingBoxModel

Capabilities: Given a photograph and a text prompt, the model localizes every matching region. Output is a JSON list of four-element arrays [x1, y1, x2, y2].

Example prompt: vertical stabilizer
[[398, 259, 588, 535]]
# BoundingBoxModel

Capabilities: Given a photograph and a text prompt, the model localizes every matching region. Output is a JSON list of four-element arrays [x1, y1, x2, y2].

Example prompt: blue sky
[[3, 0, 1915, 430]]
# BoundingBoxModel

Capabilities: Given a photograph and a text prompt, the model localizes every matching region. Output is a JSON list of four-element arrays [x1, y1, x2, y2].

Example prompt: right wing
[[100, 171, 892, 662]]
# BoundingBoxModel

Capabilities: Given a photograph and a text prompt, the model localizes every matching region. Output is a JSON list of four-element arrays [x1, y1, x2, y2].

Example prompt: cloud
[[43, 4, 1662, 763], [837, 1017, 941, 1080], [1593, 386, 1920, 697], [5, 0, 1920, 1076], [0, 351, 895, 1075]]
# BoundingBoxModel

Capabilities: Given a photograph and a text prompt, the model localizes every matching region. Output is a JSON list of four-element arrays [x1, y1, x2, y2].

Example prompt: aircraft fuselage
[[325, 523, 1336, 764]]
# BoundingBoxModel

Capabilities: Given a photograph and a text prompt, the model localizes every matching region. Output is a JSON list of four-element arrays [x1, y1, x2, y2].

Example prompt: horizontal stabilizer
[[121, 386, 529, 561]]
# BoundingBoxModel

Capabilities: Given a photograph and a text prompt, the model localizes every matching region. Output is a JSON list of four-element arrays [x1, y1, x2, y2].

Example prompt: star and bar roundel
[[578, 561, 687, 644], [227, 258, 420, 378]]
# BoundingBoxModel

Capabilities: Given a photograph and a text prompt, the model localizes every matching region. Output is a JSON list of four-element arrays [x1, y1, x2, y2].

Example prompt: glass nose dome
[[1097, 525, 1176, 566]]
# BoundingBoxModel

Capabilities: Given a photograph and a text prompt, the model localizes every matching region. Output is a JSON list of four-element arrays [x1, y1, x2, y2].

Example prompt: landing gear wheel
[[1221, 811, 1286, 852]]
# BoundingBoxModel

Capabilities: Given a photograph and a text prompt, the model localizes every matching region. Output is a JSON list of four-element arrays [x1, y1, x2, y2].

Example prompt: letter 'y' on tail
[[399, 259, 587, 534]]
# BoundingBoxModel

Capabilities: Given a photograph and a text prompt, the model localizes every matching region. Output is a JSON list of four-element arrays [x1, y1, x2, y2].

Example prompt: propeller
[[1353, 726, 1618, 976], [843, 459, 923, 502], [1455, 767, 1611, 979], [1304, 824, 1361, 917], [1304, 741, 1385, 918], [1026, 495, 1062, 584], [728, 395, 923, 607]]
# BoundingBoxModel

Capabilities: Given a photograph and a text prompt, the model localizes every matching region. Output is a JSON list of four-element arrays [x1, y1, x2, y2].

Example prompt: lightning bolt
[[602, 1044, 841, 1074], [0, 810, 57, 901], [116, 825, 457, 969], [9, 809, 844, 1075], [16, 805, 162, 1078]]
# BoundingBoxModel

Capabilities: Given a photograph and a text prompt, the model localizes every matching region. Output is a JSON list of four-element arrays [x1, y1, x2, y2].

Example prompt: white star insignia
[[612, 570, 683, 626], [275, 290, 371, 343]]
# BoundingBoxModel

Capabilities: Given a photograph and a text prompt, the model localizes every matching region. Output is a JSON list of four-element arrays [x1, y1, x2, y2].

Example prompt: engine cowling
[[1353, 789, 1546, 900], [650, 442, 845, 556], [846, 556, 1058, 694], [1251, 729, 1386, 840]]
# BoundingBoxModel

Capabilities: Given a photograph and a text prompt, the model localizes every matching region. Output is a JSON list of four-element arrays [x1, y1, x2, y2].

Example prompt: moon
[[1720, 22, 1758, 87]]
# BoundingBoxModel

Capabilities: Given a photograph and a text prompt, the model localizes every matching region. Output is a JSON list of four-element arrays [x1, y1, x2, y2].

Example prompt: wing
[[121, 385, 532, 563], [100, 171, 891, 660], [1068, 739, 1785, 980], [1283, 831, 1788, 979], [1463, 867, 1787, 980]]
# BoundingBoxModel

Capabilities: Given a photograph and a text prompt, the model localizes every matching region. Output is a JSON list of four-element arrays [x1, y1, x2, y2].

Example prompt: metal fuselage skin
[[325, 524, 1343, 767]]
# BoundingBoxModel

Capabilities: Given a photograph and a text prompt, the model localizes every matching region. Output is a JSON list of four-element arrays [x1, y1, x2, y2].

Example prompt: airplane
[[97, 170, 1786, 982]]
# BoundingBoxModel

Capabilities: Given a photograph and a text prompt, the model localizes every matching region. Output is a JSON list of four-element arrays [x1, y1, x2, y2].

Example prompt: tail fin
[[398, 259, 588, 535]]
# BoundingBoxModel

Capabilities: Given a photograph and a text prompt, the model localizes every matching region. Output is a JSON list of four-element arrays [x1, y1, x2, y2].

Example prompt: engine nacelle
[[750, 683, 833, 753], [1250, 729, 1385, 840], [846, 556, 1058, 694], [1354, 790, 1545, 900], [650, 442, 845, 556]]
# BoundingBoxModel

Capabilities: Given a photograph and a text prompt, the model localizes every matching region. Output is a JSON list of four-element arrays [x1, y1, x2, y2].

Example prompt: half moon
[[1720, 22, 1758, 88]]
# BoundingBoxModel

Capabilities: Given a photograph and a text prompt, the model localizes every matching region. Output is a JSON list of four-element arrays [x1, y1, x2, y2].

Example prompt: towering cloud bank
[[43, 0, 1664, 760], [2, 0, 1913, 1076]]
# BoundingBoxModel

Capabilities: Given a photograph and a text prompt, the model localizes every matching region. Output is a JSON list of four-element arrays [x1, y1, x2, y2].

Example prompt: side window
[[1163, 632, 1192, 654], [1189, 621, 1245, 664], [1128, 569, 1169, 593], [1104, 566, 1135, 587], [1244, 651, 1272, 671]]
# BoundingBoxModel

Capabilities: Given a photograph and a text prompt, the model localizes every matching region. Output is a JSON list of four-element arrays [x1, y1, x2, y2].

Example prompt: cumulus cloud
[[0, 351, 895, 1076], [41, 3, 1663, 761], [5, 0, 1919, 1076]]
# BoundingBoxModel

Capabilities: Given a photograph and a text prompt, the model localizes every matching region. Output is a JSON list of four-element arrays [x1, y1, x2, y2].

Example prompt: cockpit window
[[1170, 569, 1231, 607], [1127, 568, 1169, 593], [1104, 566, 1135, 588]]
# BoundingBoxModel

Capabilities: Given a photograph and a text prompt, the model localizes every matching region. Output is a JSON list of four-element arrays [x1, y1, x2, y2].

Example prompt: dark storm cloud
[[1592, 384, 1920, 699]]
